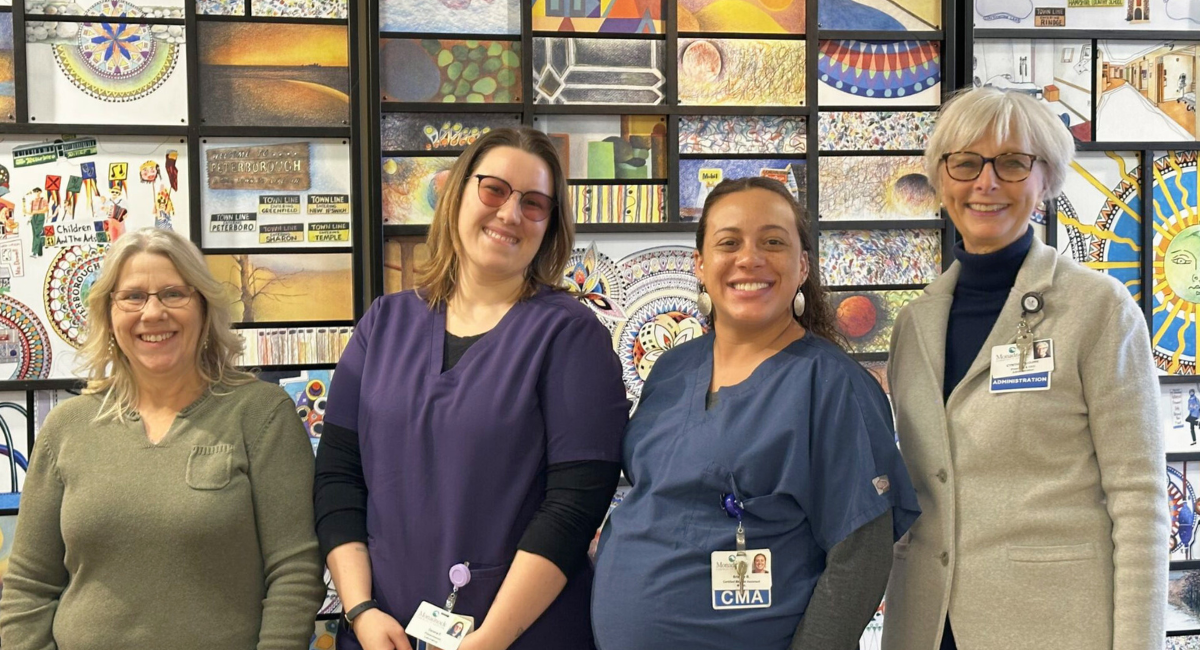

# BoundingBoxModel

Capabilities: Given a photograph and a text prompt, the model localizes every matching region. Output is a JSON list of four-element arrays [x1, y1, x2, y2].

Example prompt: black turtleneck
[[943, 226, 1034, 402]]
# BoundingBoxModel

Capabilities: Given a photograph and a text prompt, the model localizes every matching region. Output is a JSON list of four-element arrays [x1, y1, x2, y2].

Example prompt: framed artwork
[[534, 38, 665, 105], [976, 0, 1195, 30], [311, 619, 339, 650], [383, 0, 520, 34], [679, 115, 806, 155], [33, 388, 75, 434], [206, 253, 354, 324], [1152, 150, 1199, 374], [200, 138, 352, 250], [533, 0, 662, 32], [1169, 568, 1200, 633], [830, 290, 922, 353], [258, 369, 333, 453], [28, 0, 185, 16], [677, 0, 805, 33], [1167, 635, 1200, 649], [0, 13, 13, 122], [678, 38, 806, 106], [199, 22, 349, 127], [535, 114, 667, 179], [197, 0, 244, 14], [0, 391, 26, 510], [818, 0, 940, 30], [820, 229, 941, 285], [572, 184, 665, 223], [235, 326, 352, 366], [818, 40, 941, 106], [383, 236, 430, 294], [381, 39, 522, 104], [251, 0, 346, 18], [1096, 40, 1200, 143], [679, 158, 805, 220], [382, 113, 522, 153], [1163, 383, 1200, 454], [1055, 151, 1141, 301], [818, 111, 937, 151], [381, 156, 456, 225], [974, 39, 1093, 141], [818, 155, 938, 221]]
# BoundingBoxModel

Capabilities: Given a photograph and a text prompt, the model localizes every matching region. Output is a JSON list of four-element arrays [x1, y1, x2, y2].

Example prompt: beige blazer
[[880, 237, 1168, 650]]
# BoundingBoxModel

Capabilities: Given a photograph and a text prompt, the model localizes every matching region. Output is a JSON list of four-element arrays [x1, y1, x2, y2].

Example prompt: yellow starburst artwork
[[1153, 150, 1200, 374]]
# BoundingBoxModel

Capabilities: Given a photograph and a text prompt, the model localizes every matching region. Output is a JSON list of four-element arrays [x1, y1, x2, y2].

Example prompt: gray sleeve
[[789, 510, 892, 650]]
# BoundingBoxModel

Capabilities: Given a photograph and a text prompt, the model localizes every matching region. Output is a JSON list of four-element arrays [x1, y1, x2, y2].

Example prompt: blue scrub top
[[592, 332, 919, 650]]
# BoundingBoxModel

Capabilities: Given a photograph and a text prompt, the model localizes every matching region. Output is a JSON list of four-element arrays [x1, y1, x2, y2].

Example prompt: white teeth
[[968, 203, 1006, 211], [140, 332, 174, 343], [732, 282, 770, 291], [484, 228, 518, 244]]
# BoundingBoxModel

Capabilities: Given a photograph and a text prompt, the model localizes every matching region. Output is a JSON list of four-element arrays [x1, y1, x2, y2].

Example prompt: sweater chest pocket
[[186, 444, 234, 490]]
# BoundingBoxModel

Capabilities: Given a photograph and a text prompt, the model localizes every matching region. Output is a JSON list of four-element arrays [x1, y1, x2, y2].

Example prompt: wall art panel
[[818, 155, 937, 220], [820, 229, 941, 285], [679, 158, 805, 220], [533, 37, 664, 105], [1153, 150, 1200, 374], [676, 0, 805, 33], [817, 111, 937, 151], [197, 0, 243, 14], [1162, 382, 1200, 455], [235, 325, 352, 366], [0, 13, 14, 122], [251, 0, 346, 18], [0, 392, 26, 510], [572, 184, 665, 223], [1097, 41, 1200, 142], [382, 113, 522, 153], [819, 0, 940, 30], [200, 138, 352, 249], [381, 156, 456, 225], [679, 115, 806, 155], [974, 39, 1093, 141], [206, 253, 353, 323], [829, 290, 921, 353], [381, 39, 522, 104], [384, 0, 520, 34], [1169, 566, 1200, 633], [533, 0, 662, 33], [817, 40, 941, 106], [535, 114, 666, 179], [28, 0, 184, 16], [678, 38, 805, 106], [1056, 151, 1142, 301], [383, 236, 429, 294], [0, 515, 15, 603], [976, 0, 1200, 30]]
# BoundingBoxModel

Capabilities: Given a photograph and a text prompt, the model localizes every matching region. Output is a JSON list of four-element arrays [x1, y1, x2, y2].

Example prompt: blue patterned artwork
[[817, 0, 940, 30], [1153, 150, 1200, 374], [1055, 151, 1141, 302], [380, 0, 521, 34], [817, 40, 941, 106], [678, 158, 805, 221]]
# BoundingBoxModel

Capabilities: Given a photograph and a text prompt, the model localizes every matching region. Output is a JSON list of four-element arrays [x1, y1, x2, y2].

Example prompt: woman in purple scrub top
[[315, 128, 628, 650]]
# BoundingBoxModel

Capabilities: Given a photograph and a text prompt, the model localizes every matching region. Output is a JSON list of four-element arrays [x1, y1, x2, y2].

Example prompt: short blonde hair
[[78, 227, 254, 421], [415, 127, 574, 307], [925, 86, 1075, 201]]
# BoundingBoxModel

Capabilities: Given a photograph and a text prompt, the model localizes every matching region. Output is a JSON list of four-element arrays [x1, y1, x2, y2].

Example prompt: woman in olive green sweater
[[0, 228, 324, 650]]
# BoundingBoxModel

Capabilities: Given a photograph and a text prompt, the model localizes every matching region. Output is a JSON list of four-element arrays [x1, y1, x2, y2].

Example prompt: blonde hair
[[415, 127, 574, 306], [925, 86, 1075, 201], [78, 227, 255, 421]]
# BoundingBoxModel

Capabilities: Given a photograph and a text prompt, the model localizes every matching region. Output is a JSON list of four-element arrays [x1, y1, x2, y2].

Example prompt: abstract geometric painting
[[818, 155, 938, 220], [381, 39, 522, 104], [1055, 151, 1141, 301], [679, 115, 806, 155], [818, 40, 941, 106], [829, 290, 922, 353], [206, 253, 353, 323], [820, 229, 941, 285], [679, 158, 805, 220], [199, 23, 349, 127], [818, 111, 937, 150], [535, 114, 667, 179], [383, 0, 520, 34], [534, 37, 665, 105], [27, 6, 188, 124], [257, 368, 333, 453], [533, 0, 662, 33], [677, 0, 805, 33], [381, 156, 456, 224], [382, 113, 522, 152], [1153, 150, 1200, 374], [678, 38, 806, 106], [572, 184, 665, 223], [817, 0, 940, 30]]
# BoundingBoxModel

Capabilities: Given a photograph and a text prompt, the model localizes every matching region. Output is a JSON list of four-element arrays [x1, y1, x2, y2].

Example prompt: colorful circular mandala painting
[[0, 295, 52, 379], [818, 40, 941, 99], [53, 0, 178, 102], [44, 245, 106, 349]]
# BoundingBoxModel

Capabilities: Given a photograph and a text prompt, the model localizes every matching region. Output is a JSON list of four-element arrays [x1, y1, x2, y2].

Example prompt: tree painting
[[206, 253, 353, 323]]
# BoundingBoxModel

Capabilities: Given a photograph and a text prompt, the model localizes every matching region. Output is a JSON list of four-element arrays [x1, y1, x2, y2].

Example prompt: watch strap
[[342, 599, 380, 627]]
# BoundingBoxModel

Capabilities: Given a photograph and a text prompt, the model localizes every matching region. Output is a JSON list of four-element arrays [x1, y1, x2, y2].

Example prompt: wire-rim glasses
[[473, 174, 555, 222], [111, 285, 197, 312]]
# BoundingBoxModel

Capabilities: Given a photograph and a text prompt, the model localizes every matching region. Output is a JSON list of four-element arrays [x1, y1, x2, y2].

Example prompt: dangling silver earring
[[697, 284, 712, 317], [793, 289, 806, 319]]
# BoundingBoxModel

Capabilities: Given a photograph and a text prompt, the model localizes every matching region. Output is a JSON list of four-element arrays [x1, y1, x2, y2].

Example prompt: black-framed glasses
[[111, 285, 197, 312], [473, 174, 555, 222], [941, 151, 1040, 182]]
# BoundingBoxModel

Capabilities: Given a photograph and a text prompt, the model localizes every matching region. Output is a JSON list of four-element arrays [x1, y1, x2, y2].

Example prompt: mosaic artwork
[[1096, 40, 1200, 142], [381, 39, 522, 104], [0, 14, 14, 122], [1167, 636, 1200, 650], [1152, 150, 1200, 374], [678, 38, 806, 106], [382, 113, 522, 152], [383, 236, 429, 294], [0, 294, 52, 380], [197, 0, 243, 14], [1170, 461, 1200, 561], [818, 112, 937, 151], [235, 326, 353, 366], [383, 0, 520, 34], [974, 39, 1093, 141], [819, 229, 941, 285], [829, 290, 921, 353], [572, 184, 666, 223], [1169, 568, 1200, 633], [381, 156, 456, 225], [200, 138, 353, 249], [206, 253, 353, 323], [28, 0, 184, 15], [818, 0, 939, 30], [43, 244, 104, 349], [199, 23, 350, 127], [1055, 151, 1141, 301], [818, 156, 938, 221], [310, 619, 338, 650], [534, 38, 665, 105], [677, 0, 805, 33], [0, 393, 27, 510], [976, 0, 1200, 30], [678, 115, 806, 155], [817, 40, 941, 106], [26, 4, 188, 124], [533, 0, 662, 32], [679, 158, 805, 220], [536, 114, 667, 179], [251, 0, 347, 18]]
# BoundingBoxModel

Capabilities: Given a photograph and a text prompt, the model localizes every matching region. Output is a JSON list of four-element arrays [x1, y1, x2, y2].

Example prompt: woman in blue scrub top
[[592, 177, 920, 650], [315, 128, 628, 650]]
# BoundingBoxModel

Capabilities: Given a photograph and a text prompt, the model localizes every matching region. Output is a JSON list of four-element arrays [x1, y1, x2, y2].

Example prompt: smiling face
[[940, 135, 1044, 255], [110, 252, 204, 389], [753, 554, 767, 572], [696, 187, 807, 333], [455, 146, 553, 286], [1167, 227, 1200, 304]]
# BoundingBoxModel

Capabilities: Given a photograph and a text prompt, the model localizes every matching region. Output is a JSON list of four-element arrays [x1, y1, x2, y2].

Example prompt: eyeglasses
[[941, 151, 1040, 183], [111, 285, 197, 312], [473, 174, 555, 222]]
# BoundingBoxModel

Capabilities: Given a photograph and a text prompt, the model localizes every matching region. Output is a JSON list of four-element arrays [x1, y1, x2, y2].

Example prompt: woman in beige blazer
[[881, 87, 1168, 650]]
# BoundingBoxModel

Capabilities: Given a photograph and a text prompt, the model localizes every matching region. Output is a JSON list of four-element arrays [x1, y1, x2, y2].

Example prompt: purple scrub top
[[325, 286, 628, 650]]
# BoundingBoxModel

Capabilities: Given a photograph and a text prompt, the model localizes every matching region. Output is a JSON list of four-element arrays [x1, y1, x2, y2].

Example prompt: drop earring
[[697, 284, 712, 317], [793, 289, 806, 319]]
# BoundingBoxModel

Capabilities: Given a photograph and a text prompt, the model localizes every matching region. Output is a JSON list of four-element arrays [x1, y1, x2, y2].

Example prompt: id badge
[[711, 549, 772, 609], [407, 602, 474, 650], [990, 339, 1054, 393]]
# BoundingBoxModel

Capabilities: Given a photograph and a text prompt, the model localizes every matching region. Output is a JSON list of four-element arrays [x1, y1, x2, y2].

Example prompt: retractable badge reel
[[722, 493, 748, 595], [406, 563, 476, 650]]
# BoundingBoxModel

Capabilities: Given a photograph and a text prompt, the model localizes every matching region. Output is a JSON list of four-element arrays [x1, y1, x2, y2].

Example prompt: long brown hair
[[696, 177, 846, 350], [414, 127, 574, 307]]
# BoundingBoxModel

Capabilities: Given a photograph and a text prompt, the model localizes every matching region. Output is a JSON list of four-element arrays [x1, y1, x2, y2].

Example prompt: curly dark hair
[[695, 177, 846, 351]]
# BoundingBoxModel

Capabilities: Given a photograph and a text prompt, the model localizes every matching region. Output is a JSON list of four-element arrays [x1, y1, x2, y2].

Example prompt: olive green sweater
[[0, 381, 324, 650]]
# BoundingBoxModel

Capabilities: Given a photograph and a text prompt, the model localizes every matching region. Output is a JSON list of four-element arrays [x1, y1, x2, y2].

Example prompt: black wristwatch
[[342, 599, 380, 629]]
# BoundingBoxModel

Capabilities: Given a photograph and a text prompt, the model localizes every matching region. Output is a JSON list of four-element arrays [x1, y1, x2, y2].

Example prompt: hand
[[453, 627, 505, 650], [352, 608, 412, 650]]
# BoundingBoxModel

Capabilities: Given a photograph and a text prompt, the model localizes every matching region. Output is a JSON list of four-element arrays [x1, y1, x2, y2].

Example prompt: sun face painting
[[1153, 150, 1200, 374]]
